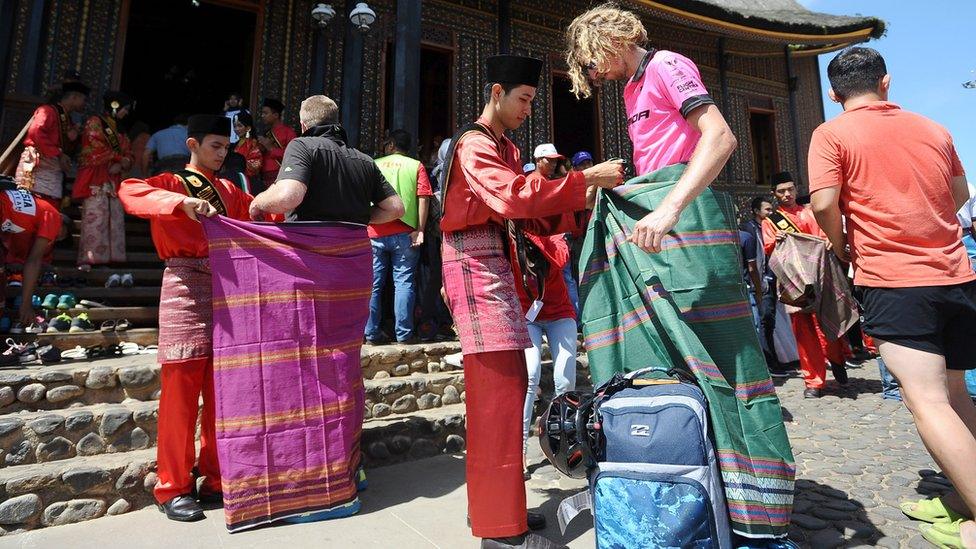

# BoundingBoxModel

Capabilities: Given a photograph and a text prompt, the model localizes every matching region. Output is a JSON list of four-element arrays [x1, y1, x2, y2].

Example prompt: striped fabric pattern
[[202, 217, 373, 532], [579, 164, 796, 539]]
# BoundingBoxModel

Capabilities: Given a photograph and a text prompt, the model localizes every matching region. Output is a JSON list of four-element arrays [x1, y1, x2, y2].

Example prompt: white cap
[[533, 143, 563, 160]]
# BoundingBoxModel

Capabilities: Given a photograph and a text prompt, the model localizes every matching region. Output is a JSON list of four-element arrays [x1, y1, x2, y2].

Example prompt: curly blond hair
[[565, 3, 647, 99]]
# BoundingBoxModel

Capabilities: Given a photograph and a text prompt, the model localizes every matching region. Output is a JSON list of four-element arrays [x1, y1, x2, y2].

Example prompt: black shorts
[[858, 281, 976, 370]]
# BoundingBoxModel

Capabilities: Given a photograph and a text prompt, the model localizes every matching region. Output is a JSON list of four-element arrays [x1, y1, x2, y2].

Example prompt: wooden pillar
[[340, 12, 364, 148], [784, 46, 803, 183], [16, 0, 45, 96], [718, 37, 733, 186], [0, 0, 17, 104], [498, 0, 511, 54], [392, 0, 421, 151], [310, 28, 328, 95]]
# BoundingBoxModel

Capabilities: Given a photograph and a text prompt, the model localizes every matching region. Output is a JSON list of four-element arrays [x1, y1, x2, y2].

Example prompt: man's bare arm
[[371, 194, 405, 224], [250, 179, 307, 219]]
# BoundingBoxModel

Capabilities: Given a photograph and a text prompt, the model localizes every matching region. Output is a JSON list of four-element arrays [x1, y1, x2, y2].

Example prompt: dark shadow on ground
[[791, 478, 887, 547]]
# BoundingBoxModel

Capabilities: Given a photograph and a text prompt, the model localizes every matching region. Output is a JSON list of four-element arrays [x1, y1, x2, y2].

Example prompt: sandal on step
[[115, 319, 131, 332], [920, 519, 968, 549], [901, 497, 966, 524], [100, 320, 116, 333]]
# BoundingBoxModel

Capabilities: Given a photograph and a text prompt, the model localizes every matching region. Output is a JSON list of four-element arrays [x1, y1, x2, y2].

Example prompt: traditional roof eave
[[632, 0, 884, 46]]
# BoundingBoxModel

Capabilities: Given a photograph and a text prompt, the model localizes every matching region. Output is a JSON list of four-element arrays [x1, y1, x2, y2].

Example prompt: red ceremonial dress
[[261, 122, 297, 189], [119, 165, 253, 504], [440, 117, 586, 538], [234, 136, 263, 180], [75, 115, 132, 266]]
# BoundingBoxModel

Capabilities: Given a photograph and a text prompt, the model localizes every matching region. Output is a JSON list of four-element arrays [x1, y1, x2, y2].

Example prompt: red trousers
[[154, 357, 221, 504], [790, 312, 847, 389], [464, 350, 529, 538]]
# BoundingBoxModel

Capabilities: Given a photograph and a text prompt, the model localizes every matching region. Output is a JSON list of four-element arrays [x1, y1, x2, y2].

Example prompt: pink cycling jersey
[[623, 49, 714, 176]]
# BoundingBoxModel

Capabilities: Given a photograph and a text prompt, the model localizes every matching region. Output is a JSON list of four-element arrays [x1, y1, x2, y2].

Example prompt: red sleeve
[[118, 175, 187, 220], [35, 200, 61, 242], [219, 179, 255, 222], [456, 135, 587, 219], [28, 105, 62, 158], [416, 163, 433, 197], [949, 139, 965, 177], [808, 127, 844, 192], [761, 218, 777, 256]]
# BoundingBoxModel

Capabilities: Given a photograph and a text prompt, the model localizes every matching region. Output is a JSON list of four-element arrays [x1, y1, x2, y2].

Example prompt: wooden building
[[0, 0, 882, 200]]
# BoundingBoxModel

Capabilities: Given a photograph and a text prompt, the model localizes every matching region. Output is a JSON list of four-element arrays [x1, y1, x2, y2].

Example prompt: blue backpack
[[558, 368, 732, 549]]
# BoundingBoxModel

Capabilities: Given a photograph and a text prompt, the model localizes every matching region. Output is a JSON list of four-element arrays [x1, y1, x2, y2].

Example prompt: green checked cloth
[[579, 163, 795, 538]]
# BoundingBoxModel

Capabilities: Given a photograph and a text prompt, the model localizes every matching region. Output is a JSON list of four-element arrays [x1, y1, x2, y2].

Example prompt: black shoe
[[830, 361, 849, 385], [37, 345, 61, 364], [197, 490, 223, 505], [482, 533, 566, 549], [803, 388, 822, 399], [158, 495, 204, 521], [768, 369, 791, 379], [364, 335, 390, 346], [397, 336, 421, 345], [468, 512, 546, 531]]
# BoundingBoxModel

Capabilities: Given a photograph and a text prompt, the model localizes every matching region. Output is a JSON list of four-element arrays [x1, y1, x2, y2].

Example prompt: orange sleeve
[[456, 135, 587, 219], [761, 218, 777, 256], [118, 175, 187, 220], [416, 163, 433, 197], [807, 127, 844, 193]]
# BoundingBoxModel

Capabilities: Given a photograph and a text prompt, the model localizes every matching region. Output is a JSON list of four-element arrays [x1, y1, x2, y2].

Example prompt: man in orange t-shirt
[[809, 47, 975, 548]]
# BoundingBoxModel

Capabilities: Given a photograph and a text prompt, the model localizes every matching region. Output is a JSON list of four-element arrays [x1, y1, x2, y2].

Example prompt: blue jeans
[[562, 263, 580, 319], [878, 357, 902, 401], [365, 233, 420, 342], [523, 317, 578, 451]]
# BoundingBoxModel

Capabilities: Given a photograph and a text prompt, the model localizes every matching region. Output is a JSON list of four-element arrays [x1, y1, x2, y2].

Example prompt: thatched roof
[[641, 0, 885, 43]]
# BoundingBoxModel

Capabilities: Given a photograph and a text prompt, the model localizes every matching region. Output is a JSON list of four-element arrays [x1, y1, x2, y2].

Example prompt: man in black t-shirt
[[248, 95, 403, 224]]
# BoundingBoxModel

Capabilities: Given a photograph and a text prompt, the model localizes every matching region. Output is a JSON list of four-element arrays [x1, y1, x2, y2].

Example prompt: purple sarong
[[201, 216, 372, 532]]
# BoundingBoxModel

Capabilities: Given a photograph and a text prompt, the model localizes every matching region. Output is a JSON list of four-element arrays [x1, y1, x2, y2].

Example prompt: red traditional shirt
[[440, 117, 586, 235], [761, 204, 825, 257], [234, 137, 263, 179], [74, 115, 132, 199], [512, 234, 576, 321], [118, 165, 253, 259], [261, 122, 297, 174], [23, 104, 65, 158]]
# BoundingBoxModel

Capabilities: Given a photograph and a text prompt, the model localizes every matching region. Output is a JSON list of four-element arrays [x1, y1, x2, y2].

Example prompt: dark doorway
[[551, 73, 600, 161], [749, 110, 779, 186], [120, 0, 256, 133], [383, 44, 454, 164]]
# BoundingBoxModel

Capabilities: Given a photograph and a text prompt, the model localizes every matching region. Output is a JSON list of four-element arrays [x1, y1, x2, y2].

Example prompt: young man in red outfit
[[119, 115, 253, 522], [761, 171, 849, 398], [439, 54, 622, 549]]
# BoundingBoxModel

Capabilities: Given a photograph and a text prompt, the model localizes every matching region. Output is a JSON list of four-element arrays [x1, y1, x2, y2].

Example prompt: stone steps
[[364, 371, 465, 420], [0, 401, 157, 468], [0, 403, 468, 534]]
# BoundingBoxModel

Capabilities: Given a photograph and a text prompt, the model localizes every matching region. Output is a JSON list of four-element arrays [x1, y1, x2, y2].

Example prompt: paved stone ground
[[3, 359, 951, 548]]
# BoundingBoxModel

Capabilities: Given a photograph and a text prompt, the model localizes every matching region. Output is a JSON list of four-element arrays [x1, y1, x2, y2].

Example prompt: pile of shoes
[[0, 339, 61, 366]]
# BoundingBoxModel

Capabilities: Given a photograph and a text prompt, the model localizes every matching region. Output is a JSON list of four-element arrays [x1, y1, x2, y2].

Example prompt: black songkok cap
[[103, 91, 134, 113], [262, 97, 285, 114], [187, 114, 231, 137], [62, 81, 91, 96], [771, 171, 794, 186], [234, 109, 254, 128], [485, 55, 543, 88]]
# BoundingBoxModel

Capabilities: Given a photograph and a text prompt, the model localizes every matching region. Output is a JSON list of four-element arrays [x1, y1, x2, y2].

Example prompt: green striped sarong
[[579, 164, 795, 539]]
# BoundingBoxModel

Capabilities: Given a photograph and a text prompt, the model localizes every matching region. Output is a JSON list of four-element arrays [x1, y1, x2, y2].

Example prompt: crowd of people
[[0, 2, 974, 547]]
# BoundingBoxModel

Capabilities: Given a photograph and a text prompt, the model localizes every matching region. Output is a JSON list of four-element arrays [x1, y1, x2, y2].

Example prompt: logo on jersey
[[676, 81, 701, 93], [627, 110, 650, 126], [4, 189, 36, 216], [1, 219, 25, 234]]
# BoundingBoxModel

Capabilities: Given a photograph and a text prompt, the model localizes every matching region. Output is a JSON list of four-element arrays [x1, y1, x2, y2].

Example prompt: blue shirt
[[147, 125, 190, 158]]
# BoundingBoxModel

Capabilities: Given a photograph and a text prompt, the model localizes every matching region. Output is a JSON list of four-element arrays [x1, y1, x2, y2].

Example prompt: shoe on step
[[37, 345, 61, 364], [158, 494, 204, 522], [69, 313, 95, 333], [47, 313, 72, 333], [57, 294, 77, 310], [41, 294, 59, 309], [121, 273, 134, 288], [105, 274, 121, 288]]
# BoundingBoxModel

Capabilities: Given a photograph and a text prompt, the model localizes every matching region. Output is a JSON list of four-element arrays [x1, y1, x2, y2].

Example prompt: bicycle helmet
[[538, 391, 596, 479]]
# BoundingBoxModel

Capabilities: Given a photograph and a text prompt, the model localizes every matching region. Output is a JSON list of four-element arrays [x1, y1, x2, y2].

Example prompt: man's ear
[[185, 137, 199, 153], [827, 88, 840, 104], [879, 74, 891, 97]]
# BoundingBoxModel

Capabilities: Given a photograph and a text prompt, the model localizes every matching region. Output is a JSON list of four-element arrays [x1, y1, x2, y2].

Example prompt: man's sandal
[[901, 497, 966, 524], [919, 519, 970, 549]]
